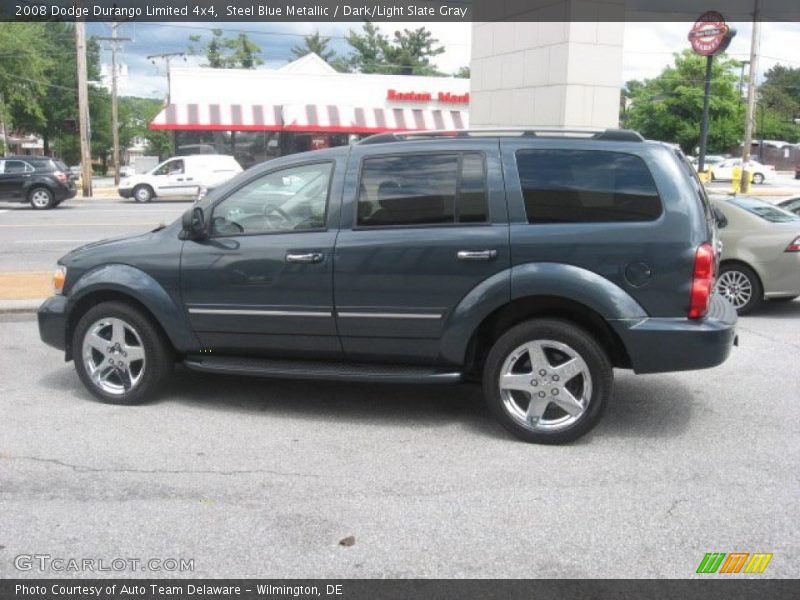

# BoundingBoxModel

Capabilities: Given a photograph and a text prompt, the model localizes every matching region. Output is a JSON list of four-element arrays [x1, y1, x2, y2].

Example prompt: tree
[[336, 23, 445, 76], [291, 32, 336, 63], [189, 29, 263, 69], [0, 23, 53, 145], [756, 65, 800, 142], [624, 50, 745, 154], [455, 66, 470, 79]]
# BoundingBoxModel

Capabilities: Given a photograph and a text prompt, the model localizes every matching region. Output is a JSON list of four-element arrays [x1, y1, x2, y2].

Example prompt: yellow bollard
[[731, 164, 742, 194]]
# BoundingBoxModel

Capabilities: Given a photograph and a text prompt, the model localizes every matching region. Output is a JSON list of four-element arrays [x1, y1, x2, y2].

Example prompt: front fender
[[67, 264, 197, 353], [439, 262, 647, 365]]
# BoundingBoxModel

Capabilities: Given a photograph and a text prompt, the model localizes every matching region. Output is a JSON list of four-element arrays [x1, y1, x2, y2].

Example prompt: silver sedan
[[710, 195, 800, 314]]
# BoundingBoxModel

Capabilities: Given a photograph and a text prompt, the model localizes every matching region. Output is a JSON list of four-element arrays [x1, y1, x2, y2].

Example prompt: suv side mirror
[[182, 206, 207, 239], [713, 206, 728, 229]]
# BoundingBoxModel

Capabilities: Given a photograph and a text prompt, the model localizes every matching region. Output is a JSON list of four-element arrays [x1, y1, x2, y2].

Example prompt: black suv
[[0, 156, 76, 209], [38, 129, 737, 443]]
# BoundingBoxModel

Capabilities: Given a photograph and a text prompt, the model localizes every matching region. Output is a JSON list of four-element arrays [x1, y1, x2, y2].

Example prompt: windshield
[[730, 196, 800, 223]]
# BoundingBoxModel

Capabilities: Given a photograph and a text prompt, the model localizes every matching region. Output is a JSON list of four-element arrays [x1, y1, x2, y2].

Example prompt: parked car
[[118, 154, 242, 203], [689, 155, 727, 170], [710, 195, 800, 314], [0, 156, 76, 209], [777, 195, 800, 216], [710, 158, 776, 184], [38, 128, 738, 444]]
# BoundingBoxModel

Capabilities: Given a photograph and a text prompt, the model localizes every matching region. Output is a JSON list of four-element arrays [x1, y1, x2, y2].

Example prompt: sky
[[94, 21, 800, 98]]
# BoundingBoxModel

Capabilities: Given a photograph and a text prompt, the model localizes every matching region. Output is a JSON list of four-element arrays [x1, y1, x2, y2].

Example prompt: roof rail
[[358, 127, 645, 145]]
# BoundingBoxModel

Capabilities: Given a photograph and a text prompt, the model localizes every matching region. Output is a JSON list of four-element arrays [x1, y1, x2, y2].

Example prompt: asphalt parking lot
[[1, 300, 798, 578]]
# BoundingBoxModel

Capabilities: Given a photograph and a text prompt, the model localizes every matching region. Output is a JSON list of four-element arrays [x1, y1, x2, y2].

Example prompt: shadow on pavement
[[39, 363, 695, 443], [745, 299, 800, 320]]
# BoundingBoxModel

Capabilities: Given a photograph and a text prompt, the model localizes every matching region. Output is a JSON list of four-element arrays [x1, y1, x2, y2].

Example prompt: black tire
[[482, 318, 613, 444], [28, 186, 55, 210], [72, 301, 173, 404], [752, 172, 765, 185], [717, 263, 763, 315], [132, 184, 154, 203]]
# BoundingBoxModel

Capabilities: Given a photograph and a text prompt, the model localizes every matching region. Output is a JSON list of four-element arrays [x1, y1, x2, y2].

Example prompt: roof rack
[[358, 127, 645, 145]]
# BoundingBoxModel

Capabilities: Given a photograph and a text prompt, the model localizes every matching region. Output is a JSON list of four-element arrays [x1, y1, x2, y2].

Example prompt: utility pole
[[75, 21, 93, 197], [96, 23, 131, 186], [146, 52, 186, 104], [741, 0, 761, 192], [0, 92, 9, 157]]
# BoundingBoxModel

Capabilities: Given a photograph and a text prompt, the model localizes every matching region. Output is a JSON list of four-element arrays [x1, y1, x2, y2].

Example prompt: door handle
[[286, 252, 324, 264], [457, 250, 497, 261], [176, 178, 185, 181], [185, 177, 194, 181]]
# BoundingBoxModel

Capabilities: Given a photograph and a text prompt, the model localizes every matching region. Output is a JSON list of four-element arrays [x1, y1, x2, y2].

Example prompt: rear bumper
[[38, 295, 69, 352], [612, 294, 737, 374]]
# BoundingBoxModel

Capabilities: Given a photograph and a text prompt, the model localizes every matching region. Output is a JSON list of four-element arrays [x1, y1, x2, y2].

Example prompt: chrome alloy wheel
[[498, 339, 592, 432], [716, 270, 753, 309], [81, 317, 146, 395], [30, 189, 51, 208]]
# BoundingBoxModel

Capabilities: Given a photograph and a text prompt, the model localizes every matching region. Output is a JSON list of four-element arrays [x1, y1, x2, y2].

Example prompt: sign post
[[688, 11, 736, 174]]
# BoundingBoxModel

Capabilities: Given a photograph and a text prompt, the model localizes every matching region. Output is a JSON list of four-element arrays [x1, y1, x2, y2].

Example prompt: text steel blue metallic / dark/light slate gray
[[38, 129, 737, 444]]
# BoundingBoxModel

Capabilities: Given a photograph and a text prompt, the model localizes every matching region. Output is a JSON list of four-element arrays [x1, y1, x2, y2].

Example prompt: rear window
[[516, 149, 662, 223], [730, 197, 800, 223], [357, 152, 488, 227]]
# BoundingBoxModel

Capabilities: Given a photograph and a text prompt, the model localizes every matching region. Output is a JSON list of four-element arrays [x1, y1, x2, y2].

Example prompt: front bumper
[[612, 294, 738, 374], [118, 187, 133, 199], [38, 295, 69, 353]]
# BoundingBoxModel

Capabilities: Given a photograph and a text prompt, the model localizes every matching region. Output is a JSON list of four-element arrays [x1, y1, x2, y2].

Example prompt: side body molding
[[439, 262, 647, 365], [67, 264, 198, 353]]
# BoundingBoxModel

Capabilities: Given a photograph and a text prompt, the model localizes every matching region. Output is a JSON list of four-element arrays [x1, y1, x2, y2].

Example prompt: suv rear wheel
[[73, 301, 173, 404], [29, 186, 55, 210], [483, 318, 613, 444]]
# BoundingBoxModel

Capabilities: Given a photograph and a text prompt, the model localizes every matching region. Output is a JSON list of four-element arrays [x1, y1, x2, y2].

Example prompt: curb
[[0, 299, 43, 314]]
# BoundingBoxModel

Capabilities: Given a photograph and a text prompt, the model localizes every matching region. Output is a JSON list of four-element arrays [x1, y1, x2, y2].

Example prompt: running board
[[183, 355, 463, 384]]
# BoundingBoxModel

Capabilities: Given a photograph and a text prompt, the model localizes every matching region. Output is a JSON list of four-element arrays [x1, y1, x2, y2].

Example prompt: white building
[[150, 53, 470, 167]]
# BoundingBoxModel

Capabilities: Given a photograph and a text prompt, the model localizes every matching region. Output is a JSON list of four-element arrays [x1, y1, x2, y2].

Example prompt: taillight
[[689, 243, 715, 319], [54, 171, 67, 184], [786, 236, 800, 252]]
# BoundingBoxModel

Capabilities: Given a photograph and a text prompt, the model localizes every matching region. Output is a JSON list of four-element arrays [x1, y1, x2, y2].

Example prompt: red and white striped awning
[[150, 103, 283, 131], [150, 103, 468, 133]]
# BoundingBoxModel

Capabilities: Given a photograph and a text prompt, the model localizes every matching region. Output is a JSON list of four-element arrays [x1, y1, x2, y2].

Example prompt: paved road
[[0, 199, 187, 272], [0, 304, 798, 578]]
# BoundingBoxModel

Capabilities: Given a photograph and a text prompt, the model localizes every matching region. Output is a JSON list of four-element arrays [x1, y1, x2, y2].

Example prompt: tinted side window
[[516, 150, 662, 223], [5, 160, 28, 174], [357, 152, 487, 227]]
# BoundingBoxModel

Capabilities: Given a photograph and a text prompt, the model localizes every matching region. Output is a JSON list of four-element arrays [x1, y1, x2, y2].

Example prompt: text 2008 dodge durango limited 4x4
[[38, 129, 737, 443]]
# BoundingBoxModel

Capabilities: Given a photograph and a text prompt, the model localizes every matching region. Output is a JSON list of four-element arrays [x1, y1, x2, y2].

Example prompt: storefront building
[[149, 53, 470, 168]]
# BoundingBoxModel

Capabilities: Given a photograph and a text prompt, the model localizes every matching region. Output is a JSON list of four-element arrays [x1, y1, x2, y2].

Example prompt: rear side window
[[357, 152, 487, 227], [516, 149, 662, 224], [4, 160, 32, 174]]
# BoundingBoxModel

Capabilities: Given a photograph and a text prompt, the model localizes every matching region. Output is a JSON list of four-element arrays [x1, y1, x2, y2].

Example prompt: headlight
[[52, 266, 67, 295], [120, 178, 130, 188]]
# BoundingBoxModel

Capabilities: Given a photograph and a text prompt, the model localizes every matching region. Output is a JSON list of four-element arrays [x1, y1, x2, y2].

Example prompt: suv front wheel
[[73, 301, 173, 404], [483, 319, 613, 444]]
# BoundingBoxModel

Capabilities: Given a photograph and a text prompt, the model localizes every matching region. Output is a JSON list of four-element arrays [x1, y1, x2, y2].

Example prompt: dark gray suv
[[38, 129, 737, 443]]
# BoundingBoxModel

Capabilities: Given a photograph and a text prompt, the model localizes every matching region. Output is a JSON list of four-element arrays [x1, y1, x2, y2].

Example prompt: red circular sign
[[688, 11, 733, 56]]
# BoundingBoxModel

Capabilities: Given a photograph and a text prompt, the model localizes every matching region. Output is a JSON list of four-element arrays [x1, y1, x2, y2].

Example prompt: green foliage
[[455, 66, 471, 79], [291, 32, 336, 63], [189, 29, 263, 69], [623, 50, 745, 154], [758, 65, 800, 143], [0, 23, 53, 134], [119, 96, 173, 160], [336, 23, 445, 76]]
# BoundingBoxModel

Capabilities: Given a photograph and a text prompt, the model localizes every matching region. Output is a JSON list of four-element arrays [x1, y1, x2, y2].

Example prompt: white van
[[118, 154, 242, 203]]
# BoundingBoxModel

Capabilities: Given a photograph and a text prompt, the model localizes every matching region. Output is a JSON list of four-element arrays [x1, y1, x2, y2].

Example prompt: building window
[[357, 152, 487, 227], [516, 149, 662, 224]]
